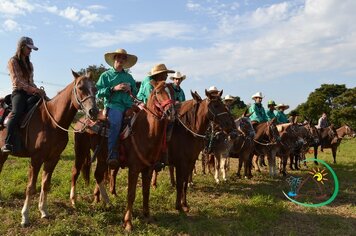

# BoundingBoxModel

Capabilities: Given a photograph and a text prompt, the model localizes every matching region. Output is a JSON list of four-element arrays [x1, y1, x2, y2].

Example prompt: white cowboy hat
[[276, 103, 290, 110], [169, 71, 186, 81], [207, 86, 219, 92], [251, 92, 264, 99], [104, 49, 138, 69], [224, 95, 235, 101], [148, 63, 175, 76]]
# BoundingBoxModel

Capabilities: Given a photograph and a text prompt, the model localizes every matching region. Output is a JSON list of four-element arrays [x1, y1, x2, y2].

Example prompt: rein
[[42, 82, 93, 133]]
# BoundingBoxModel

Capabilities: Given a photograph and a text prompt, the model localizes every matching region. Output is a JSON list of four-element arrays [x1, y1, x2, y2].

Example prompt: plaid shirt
[[8, 57, 37, 92]]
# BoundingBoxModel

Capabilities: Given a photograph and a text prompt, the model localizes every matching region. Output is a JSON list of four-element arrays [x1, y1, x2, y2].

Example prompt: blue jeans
[[108, 107, 124, 159]]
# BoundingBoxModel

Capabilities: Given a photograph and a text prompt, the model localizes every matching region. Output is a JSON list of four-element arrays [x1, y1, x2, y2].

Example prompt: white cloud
[[81, 21, 193, 47], [0, 0, 34, 16], [3, 19, 19, 31]]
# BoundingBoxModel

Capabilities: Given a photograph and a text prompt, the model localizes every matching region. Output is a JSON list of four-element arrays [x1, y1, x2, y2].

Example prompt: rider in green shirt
[[275, 103, 289, 124], [169, 71, 186, 103], [265, 100, 277, 121], [249, 92, 268, 125]]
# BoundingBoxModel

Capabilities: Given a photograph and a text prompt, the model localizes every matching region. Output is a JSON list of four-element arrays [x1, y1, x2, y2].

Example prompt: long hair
[[13, 40, 32, 80]]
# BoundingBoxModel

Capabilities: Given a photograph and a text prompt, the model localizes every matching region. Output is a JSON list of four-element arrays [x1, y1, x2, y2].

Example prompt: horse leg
[[109, 168, 119, 196], [169, 166, 176, 187], [38, 157, 60, 221], [294, 152, 300, 170], [0, 153, 8, 173], [289, 154, 294, 170], [253, 155, 261, 172], [123, 168, 139, 232], [280, 155, 287, 177], [214, 156, 220, 184], [21, 159, 42, 227], [267, 153, 276, 177], [70, 151, 87, 206], [175, 166, 184, 212], [236, 157, 242, 178], [94, 159, 110, 205], [181, 175, 190, 212], [201, 151, 206, 175], [221, 156, 227, 182], [332, 146, 337, 164], [151, 170, 158, 189], [142, 168, 154, 223], [314, 145, 319, 165]]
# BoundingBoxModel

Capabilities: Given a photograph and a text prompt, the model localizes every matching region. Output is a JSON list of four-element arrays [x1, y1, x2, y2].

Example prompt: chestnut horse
[[0, 71, 98, 227], [71, 81, 175, 231], [168, 90, 236, 212]]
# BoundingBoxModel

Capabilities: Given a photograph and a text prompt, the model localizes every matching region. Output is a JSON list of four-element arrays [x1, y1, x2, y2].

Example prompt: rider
[[169, 71, 186, 103], [223, 95, 235, 113], [1, 37, 45, 153], [249, 92, 268, 128], [265, 100, 277, 121], [137, 64, 175, 170], [96, 48, 138, 169], [288, 110, 299, 123], [275, 103, 289, 124], [317, 112, 329, 129]]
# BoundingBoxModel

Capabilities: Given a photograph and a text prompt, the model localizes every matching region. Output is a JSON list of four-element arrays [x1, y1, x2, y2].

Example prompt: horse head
[[148, 80, 175, 121], [266, 118, 280, 143], [71, 70, 98, 121], [303, 121, 320, 145], [203, 90, 236, 138]]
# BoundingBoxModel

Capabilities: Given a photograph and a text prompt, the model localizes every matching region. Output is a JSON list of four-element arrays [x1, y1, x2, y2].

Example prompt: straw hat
[[276, 103, 290, 110], [224, 95, 235, 101], [149, 63, 175, 76], [251, 92, 264, 99], [267, 100, 276, 106], [104, 49, 137, 69], [207, 86, 219, 93], [169, 71, 186, 81]]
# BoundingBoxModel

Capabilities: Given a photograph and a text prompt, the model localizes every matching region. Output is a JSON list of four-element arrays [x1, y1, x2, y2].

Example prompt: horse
[[229, 115, 255, 179], [313, 124, 355, 164], [0, 70, 98, 227], [71, 81, 175, 231], [168, 89, 236, 212], [251, 119, 281, 176]]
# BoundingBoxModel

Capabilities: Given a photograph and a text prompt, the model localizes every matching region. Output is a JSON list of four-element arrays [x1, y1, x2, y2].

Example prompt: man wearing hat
[[169, 71, 186, 103], [275, 103, 289, 124], [137, 63, 175, 104], [223, 95, 235, 112], [265, 100, 277, 121], [249, 92, 268, 126], [1, 36, 45, 153], [288, 110, 299, 123], [96, 48, 138, 168]]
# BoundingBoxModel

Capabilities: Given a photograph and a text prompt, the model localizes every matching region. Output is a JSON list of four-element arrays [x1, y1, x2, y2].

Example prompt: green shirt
[[137, 76, 153, 104], [275, 110, 289, 124], [96, 68, 137, 112], [249, 103, 268, 123], [171, 83, 186, 102], [265, 109, 276, 121]]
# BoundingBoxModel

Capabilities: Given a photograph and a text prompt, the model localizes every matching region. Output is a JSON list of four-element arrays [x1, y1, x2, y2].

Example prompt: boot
[[107, 151, 119, 169]]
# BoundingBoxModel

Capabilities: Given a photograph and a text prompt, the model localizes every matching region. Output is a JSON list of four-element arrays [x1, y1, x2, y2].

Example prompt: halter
[[254, 121, 280, 146], [43, 79, 96, 133]]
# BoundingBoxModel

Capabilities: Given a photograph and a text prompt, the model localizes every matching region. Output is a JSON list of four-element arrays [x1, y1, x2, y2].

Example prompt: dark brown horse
[[71, 81, 175, 231], [0, 71, 98, 227], [313, 124, 355, 164], [168, 90, 236, 212]]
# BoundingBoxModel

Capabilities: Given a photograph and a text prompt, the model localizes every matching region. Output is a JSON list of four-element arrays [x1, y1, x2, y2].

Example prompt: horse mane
[[178, 99, 201, 128]]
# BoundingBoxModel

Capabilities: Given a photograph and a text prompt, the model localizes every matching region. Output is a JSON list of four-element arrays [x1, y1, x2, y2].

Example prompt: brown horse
[[0, 71, 98, 227], [71, 81, 175, 231], [252, 119, 280, 176], [168, 90, 236, 212], [313, 124, 355, 164]]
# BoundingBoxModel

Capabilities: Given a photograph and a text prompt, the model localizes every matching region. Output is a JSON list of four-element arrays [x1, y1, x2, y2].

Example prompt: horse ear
[[71, 70, 80, 79], [218, 90, 223, 97], [191, 90, 202, 101], [86, 71, 93, 80]]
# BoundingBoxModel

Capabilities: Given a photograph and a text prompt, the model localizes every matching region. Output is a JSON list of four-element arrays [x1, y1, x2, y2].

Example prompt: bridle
[[43, 79, 96, 133]]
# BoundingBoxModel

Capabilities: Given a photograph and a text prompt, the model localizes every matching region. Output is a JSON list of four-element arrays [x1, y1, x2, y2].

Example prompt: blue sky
[[1, 0, 356, 110]]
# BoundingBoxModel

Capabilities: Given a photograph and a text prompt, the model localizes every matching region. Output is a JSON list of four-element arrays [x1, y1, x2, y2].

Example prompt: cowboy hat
[[207, 86, 219, 93], [18, 36, 38, 51], [169, 71, 186, 81], [251, 92, 264, 99], [224, 95, 235, 101], [104, 49, 137, 69], [276, 103, 290, 110], [149, 63, 175, 76], [267, 100, 276, 106]]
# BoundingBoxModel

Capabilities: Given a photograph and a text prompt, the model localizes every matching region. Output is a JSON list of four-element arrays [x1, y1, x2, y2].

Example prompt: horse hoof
[[314, 161, 319, 165], [123, 222, 133, 232], [21, 221, 30, 228], [182, 206, 190, 213]]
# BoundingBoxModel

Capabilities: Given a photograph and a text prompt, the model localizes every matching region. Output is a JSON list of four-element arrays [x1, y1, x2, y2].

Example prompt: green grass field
[[0, 137, 355, 236]]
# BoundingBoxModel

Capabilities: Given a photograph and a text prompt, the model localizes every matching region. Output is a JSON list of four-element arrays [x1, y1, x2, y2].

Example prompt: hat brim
[[104, 52, 138, 69], [27, 44, 38, 51], [149, 69, 175, 76], [169, 75, 186, 81], [276, 105, 290, 109]]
